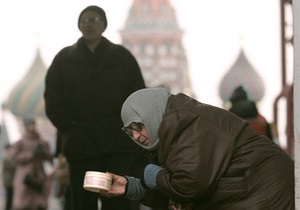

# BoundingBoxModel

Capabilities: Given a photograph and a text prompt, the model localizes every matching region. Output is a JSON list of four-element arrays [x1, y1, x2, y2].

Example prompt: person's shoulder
[[173, 93, 203, 105], [110, 43, 129, 54], [54, 39, 80, 56], [57, 44, 76, 55], [50, 43, 80, 65], [103, 37, 132, 53], [170, 93, 206, 110]]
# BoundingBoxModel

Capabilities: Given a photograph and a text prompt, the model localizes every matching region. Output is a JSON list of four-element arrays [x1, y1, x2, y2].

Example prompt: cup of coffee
[[83, 171, 112, 192]]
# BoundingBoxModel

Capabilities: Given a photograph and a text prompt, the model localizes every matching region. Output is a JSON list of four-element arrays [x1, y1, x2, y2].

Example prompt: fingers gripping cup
[[83, 171, 112, 192]]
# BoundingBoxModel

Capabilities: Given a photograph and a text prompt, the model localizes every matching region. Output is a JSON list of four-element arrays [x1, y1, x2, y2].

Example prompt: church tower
[[120, 0, 192, 95]]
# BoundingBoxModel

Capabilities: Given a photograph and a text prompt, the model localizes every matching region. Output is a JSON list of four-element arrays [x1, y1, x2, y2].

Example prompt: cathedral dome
[[5, 49, 47, 118], [218, 49, 265, 102], [123, 0, 181, 31], [120, 0, 192, 95]]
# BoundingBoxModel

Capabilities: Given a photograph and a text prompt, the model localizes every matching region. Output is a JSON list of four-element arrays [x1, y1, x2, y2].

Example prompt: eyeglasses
[[122, 122, 144, 137], [79, 16, 103, 24]]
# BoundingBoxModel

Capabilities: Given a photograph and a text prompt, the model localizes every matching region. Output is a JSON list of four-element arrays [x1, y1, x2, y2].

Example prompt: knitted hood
[[121, 87, 170, 151]]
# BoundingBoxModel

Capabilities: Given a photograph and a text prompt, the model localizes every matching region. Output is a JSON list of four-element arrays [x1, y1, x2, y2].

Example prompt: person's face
[[79, 11, 106, 41], [26, 123, 36, 132], [123, 122, 152, 146]]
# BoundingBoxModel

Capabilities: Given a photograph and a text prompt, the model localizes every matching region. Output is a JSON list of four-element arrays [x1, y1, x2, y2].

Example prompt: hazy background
[[0, 0, 291, 142]]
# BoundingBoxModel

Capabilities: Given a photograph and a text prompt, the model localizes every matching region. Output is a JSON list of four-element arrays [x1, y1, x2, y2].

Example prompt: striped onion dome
[[5, 49, 47, 118], [218, 49, 265, 102]]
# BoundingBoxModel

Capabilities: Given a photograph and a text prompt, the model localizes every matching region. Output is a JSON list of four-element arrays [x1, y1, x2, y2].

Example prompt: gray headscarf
[[121, 87, 170, 151]]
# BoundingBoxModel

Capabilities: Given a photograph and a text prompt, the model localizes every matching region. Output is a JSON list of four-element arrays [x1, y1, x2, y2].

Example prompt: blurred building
[[120, 0, 193, 95], [0, 0, 193, 147], [2, 49, 56, 150], [0, 1, 194, 204], [218, 48, 265, 107], [1, 0, 292, 156]]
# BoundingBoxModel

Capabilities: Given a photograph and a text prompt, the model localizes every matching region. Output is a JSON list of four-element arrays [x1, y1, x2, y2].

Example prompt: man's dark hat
[[229, 86, 248, 102], [78, 5, 107, 31]]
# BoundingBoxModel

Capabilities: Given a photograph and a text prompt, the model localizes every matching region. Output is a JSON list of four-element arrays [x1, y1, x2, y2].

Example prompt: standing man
[[44, 5, 146, 210]]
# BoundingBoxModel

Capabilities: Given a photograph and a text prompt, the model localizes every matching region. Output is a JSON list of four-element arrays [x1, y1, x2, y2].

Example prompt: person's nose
[[132, 130, 140, 140]]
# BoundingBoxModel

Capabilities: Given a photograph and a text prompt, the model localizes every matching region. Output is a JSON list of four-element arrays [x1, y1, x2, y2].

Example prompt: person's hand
[[99, 173, 127, 197]]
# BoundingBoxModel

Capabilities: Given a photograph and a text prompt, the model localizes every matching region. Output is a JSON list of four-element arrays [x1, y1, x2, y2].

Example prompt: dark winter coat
[[143, 93, 294, 209], [44, 37, 145, 161], [230, 99, 274, 141]]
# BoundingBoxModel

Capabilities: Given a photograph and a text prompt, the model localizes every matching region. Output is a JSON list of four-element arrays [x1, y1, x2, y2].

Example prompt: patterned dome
[[5, 49, 47, 117], [120, 0, 192, 96], [123, 0, 181, 31], [218, 49, 265, 102]]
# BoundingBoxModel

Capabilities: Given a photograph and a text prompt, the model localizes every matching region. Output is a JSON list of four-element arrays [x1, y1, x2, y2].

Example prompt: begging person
[[99, 87, 294, 210]]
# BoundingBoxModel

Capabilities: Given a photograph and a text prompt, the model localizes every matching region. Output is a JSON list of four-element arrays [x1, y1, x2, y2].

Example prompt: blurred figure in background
[[229, 86, 274, 141], [10, 118, 52, 210], [2, 144, 16, 210], [54, 130, 71, 210]]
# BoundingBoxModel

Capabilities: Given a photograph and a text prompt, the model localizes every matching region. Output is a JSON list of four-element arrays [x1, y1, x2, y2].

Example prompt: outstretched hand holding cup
[[83, 171, 113, 193], [98, 173, 127, 197]]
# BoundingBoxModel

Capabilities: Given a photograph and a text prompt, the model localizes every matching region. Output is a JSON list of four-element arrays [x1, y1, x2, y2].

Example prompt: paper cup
[[83, 171, 112, 192]]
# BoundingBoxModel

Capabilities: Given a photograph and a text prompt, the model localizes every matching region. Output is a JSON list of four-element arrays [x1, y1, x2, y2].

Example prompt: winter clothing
[[45, 36, 145, 161], [78, 5, 107, 30], [229, 86, 274, 141], [142, 164, 163, 189], [229, 85, 248, 102], [10, 129, 52, 210], [44, 14, 146, 209], [229, 99, 258, 118], [121, 87, 294, 210], [121, 87, 170, 151], [247, 113, 274, 138]]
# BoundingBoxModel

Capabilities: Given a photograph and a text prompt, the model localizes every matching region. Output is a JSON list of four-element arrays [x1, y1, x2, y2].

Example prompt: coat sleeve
[[44, 50, 75, 131], [156, 111, 237, 200]]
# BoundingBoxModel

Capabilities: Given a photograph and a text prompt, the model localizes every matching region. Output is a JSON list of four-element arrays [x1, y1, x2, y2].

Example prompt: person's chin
[[83, 34, 97, 40]]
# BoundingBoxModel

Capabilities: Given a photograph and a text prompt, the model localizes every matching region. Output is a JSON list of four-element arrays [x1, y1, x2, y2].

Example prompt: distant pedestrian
[[10, 118, 52, 210], [2, 144, 16, 210], [229, 86, 274, 141]]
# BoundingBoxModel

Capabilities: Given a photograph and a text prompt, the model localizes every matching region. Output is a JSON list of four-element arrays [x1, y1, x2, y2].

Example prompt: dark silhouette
[[2, 144, 16, 210], [229, 86, 274, 141], [44, 5, 147, 210]]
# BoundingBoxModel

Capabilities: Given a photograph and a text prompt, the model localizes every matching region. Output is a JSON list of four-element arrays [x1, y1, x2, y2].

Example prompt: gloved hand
[[141, 164, 163, 189]]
